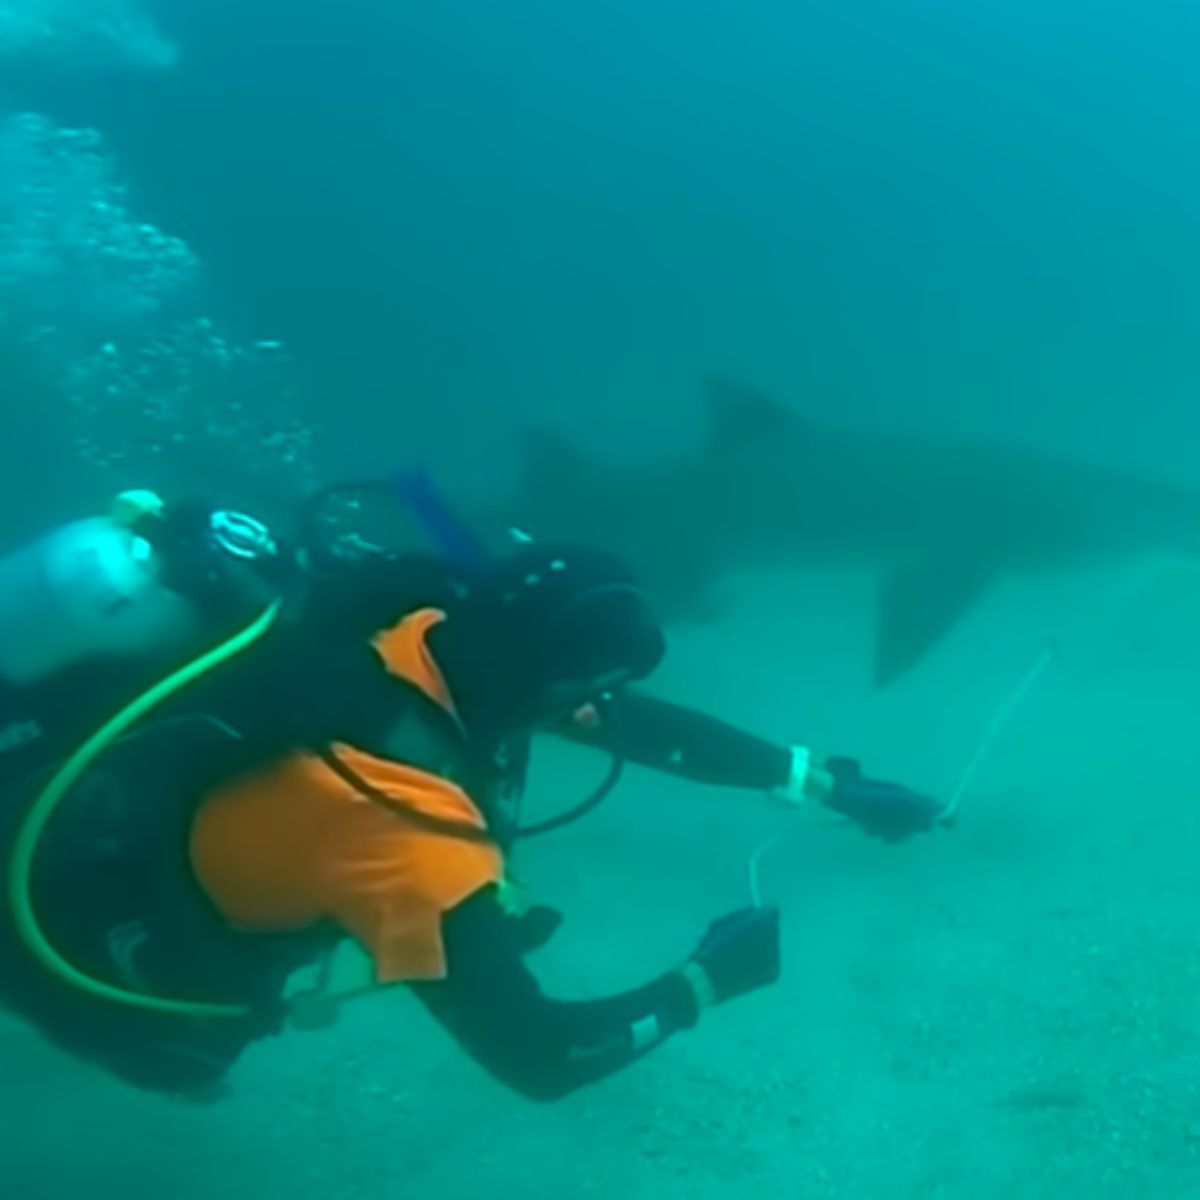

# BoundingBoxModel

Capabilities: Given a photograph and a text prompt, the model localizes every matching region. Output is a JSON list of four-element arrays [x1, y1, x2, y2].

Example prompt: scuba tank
[[0, 491, 282, 787]]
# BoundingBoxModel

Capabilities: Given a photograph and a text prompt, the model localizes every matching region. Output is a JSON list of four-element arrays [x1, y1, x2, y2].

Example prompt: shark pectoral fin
[[874, 551, 995, 687]]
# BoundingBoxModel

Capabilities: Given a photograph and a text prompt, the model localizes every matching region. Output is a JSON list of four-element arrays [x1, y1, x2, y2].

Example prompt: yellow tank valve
[[110, 490, 166, 527]]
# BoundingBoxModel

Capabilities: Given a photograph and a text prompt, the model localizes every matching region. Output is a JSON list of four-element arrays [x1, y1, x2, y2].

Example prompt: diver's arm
[[555, 692, 946, 838], [557, 690, 829, 802], [410, 888, 702, 1101]]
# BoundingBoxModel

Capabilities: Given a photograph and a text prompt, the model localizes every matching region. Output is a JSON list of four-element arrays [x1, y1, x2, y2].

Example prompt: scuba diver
[[0, 487, 944, 1101]]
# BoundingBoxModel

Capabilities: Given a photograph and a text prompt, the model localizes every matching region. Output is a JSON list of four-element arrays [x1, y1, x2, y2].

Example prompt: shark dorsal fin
[[517, 426, 596, 497], [704, 375, 801, 447]]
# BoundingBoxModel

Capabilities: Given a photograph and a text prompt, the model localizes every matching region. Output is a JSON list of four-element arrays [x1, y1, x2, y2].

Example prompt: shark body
[[489, 379, 1200, 685]]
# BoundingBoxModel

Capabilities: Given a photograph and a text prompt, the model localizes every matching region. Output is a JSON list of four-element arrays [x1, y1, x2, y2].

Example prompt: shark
[[486, 377, 1200, 686]]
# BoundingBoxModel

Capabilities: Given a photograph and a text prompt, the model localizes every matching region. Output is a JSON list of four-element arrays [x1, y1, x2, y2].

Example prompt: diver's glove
[[507, 905, 564, 955], [682, 906, 781, 1007], [823, 756, 945, 841]]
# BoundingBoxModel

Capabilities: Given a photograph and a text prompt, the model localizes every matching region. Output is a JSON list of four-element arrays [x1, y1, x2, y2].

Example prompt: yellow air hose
[[8, 600, 283, 1020]]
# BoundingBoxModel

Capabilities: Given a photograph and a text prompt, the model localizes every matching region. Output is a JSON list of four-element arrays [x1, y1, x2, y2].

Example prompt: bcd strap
[[313, 677, 497, 844]]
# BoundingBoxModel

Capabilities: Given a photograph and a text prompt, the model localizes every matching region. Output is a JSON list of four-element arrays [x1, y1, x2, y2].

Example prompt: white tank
[[0, 516, 202, 686]]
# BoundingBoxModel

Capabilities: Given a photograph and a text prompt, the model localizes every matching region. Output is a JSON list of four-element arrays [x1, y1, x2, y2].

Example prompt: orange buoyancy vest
[[190, 609, 504, 984]]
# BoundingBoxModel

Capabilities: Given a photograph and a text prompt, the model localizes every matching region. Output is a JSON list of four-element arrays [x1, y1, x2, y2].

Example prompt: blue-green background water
[[16, 0, 1200, 480], [4, 3, 1200, 1197]]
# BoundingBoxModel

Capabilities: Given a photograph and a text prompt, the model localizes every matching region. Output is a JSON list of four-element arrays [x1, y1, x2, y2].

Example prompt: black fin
[[874, 551, 994, 686]]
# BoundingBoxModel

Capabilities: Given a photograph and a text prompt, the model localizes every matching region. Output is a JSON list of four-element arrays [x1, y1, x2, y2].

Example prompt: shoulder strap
[[367, 674, 481, 788], [315, 676, 497, 843]]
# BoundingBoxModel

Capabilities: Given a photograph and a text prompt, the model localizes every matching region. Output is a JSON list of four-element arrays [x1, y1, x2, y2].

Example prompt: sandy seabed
[[3, 558, 1199, 1199]]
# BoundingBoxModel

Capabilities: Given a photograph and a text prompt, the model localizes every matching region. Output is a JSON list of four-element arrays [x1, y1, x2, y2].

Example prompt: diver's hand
[[820, 757, 945, 841], [507, 905, 564, 955], [682, 906, 781, 1007]]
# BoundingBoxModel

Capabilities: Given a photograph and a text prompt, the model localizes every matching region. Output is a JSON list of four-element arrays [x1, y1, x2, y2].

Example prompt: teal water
[[2, 2, 1200, 1196]]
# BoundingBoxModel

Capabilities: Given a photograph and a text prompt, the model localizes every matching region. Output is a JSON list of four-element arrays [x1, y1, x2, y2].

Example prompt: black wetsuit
[[414, 692, 792, 1101], [0, 689, 791, 1100]]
